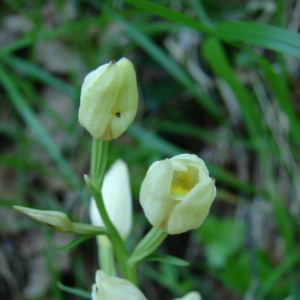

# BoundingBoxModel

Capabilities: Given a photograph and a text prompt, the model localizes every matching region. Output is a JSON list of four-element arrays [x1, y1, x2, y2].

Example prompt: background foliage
[[0, 0, 299, 299]]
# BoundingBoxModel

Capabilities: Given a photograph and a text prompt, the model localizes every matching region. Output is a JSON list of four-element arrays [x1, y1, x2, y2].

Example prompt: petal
[[171, 154, 209, 179], [167, 178, 216, 234], [90, 159, 132, 240], [108, 58, 138, 139], [79, 62, 123, 139], [140, 159, 174, 229], [173, 291, 202, 300], [102, 159, 132, 240], [92, 270, 147, 300]]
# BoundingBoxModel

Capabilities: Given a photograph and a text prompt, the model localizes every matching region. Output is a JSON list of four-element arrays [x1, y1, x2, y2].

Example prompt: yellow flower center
[[170, 165, 199, 200]]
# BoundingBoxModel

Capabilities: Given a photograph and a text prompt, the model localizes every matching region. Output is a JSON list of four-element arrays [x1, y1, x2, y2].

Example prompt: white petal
[[168, 178, 216, 234], [171, 154, 209, 179], [108, 58, 138, 139], [90, 159, 132, 240], [92, 270, 147, 300], [79, 62, 123, 139], [140, 159, 174, 229], [173, 291, 202, 300]]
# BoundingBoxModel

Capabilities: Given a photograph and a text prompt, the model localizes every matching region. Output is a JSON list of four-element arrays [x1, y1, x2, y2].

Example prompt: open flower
[[91, 270, 147, 300], [90, 159, 132, 241], [140, 154, 216, 234], [79, 58, 138, 140]]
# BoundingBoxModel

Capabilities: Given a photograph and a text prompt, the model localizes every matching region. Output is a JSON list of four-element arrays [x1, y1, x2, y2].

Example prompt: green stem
[[70, 222, 106, 235], [89, 138, 137, 284], [91, 138, 108, 190]]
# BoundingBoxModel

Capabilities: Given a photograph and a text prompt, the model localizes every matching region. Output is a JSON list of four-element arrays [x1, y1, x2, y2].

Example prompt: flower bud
[[13, 205, 72, 232], [14, 206, 106, 235], [78, 58, 138, 140], [90, 159, 132, 241], [91, 270, 147, 300], [140, 154, 216, 234], [173, 291, 202, 300]]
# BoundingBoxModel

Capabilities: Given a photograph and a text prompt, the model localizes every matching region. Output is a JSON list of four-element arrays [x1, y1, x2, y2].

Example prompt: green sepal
[[56, 234, 96, 251], [57, 281, 90, 299], [141, 254, 189, 267], [128, 227, 168, 266]]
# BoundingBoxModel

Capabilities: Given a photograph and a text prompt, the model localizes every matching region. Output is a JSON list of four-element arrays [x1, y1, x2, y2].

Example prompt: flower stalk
[[87, 139, 137, 284]]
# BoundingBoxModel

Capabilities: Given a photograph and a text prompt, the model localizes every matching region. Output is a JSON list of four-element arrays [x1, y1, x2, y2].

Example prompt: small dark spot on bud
[[116, 112, 121, 118], [211, 177, 215, 181], [112, 60, 116, 64]]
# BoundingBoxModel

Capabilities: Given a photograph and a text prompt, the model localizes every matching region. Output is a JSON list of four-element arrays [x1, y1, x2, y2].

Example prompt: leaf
[[57, 282, 91, 299], [142, 254, 189, 267], [128, 227, 168, 266], [256, 253, 300, 300], [0, 64, 85, 199], [56, 234, 95, 251], [2, 55, 76, 99], [255, 55, 300, 147], [216, 21, 300, 59], [123, 0, 300, 59]]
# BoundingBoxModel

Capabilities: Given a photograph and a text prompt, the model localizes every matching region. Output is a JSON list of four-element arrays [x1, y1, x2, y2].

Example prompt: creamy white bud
[[140, 154, 216, 234], [78, 58, 138, 140], [13, 206, 72, 232], [90, 159, 132, 241], [173, 291, 202, 300], [91, 270, 147, 300]]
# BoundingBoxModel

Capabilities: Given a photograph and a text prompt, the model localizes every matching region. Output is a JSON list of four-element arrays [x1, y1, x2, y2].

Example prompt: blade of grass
[[256, 248, 300, 299], [215, 21, 300, 59], [105, 6, 225, 122], [0, 16, 108, 55], [255, 55, 300, 147], [2, 55, 76, 99], [123, 0, 214, 35], [124, 0, 300, 59], [202, 38, 275, 157], [0, 64, 84, 199]]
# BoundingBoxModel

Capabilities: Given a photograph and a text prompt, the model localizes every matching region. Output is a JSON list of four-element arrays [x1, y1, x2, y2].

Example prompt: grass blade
[[0, 64, 84, 198]]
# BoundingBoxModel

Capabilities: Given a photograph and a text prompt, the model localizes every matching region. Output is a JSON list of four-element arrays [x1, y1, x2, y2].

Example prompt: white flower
[[90, 159, 132, 241], [78, 57, 138, 140], [173, 291, 202, 300], [140, 154, 216, 234], [91, 270, 147, 300]]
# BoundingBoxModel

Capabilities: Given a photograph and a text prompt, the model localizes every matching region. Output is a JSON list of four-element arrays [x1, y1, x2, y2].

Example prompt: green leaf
[[202, 38, 280, 162], [57, 281, 91, 299], [216, 21, 300, 59], [142, 254, 189, 267], [123, 0, 300, 59], [0, 64, 84, 199], [128, 227, 168, 266], [256, 253, 300, 300], [56, 234, 95, 251], [123, 0, 213, 35], [255, 55, 300, 147], [2, 55, 76, 99], [196, 216, 245, 268]]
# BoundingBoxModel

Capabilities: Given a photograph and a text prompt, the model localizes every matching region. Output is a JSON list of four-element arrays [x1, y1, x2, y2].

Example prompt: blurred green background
[[0, 0, 300, 299]]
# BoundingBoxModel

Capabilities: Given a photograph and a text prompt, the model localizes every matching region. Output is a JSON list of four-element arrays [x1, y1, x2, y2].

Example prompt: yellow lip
[[170, 184, 190, 199]]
